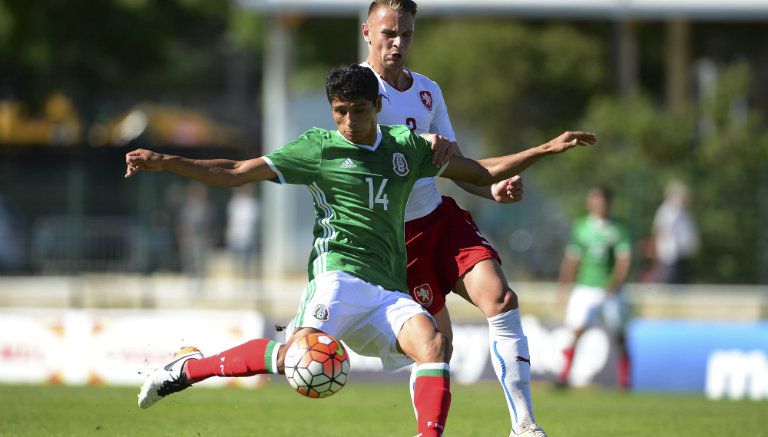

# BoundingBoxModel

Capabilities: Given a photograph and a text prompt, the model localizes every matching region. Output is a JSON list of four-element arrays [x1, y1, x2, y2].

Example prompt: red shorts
[[405, 196, 500, 315]]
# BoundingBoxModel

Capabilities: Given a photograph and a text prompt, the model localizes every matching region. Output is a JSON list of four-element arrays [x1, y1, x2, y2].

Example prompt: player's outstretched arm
[[124, 149, 277, 187], [440, 131, 596, 186], [452, 176, 524, 203], [420, 133, 523, 203]]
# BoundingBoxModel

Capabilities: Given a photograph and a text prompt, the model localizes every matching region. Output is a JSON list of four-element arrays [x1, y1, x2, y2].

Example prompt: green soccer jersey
[[566, 215, 632, 288], [264, 125, 445, 292]]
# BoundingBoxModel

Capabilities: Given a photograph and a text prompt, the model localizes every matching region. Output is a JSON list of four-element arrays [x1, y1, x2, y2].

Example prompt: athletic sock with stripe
[[488, 309, 536, 433], [184, 339, 281, 383], [413, 363, 451, 437]]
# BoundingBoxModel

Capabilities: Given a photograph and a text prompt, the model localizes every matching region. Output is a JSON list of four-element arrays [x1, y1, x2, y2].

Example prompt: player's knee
[[445, 341, 454, 362], [499, 288, 519, 312], [443, 332, 454, 361], [482, 287, 519, 317], [422, 331, 450, 363], [438, 333, 454, 362]]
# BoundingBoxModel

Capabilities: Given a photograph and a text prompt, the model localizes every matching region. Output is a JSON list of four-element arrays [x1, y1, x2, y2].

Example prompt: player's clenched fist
[[125, 149, 163, 178], [544, 131, 596, 154], [492, 175, 524, 204]]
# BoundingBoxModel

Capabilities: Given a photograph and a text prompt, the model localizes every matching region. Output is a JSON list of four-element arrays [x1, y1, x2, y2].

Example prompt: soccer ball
[[284, 332, 350, 398]]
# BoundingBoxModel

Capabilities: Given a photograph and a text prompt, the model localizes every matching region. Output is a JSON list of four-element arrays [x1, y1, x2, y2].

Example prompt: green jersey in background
[[566, 215, 631, 288]]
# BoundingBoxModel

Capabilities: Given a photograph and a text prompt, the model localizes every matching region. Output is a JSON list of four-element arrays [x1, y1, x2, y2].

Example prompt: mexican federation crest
[[412, 284, 433, 307], [313, 304, 330, 321], [392, 152, 409, 176]]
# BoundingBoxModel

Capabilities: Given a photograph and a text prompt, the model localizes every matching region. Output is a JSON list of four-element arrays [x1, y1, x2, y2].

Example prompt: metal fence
[[31, 216, 145, 273]]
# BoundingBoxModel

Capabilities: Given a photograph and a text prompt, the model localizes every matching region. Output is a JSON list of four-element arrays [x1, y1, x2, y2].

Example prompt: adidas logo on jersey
[[340, 158, 356, 169]]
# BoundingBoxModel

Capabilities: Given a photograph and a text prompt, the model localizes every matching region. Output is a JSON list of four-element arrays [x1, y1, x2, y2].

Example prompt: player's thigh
[[454, 258, 519, 317], [407, 259, 447, 314], [405, 213, 449, 313], [396, 314, 448, 365], [432, 205, 509, 314], [407, 197, 497, 301], [343, 286, 437, 370], [288, 271, 373, 341]]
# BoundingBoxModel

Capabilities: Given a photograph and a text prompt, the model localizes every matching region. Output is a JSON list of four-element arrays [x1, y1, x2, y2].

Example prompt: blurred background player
[[362, 2, 545, 436], [126, 64, 596, 436], [0, 193, 25, 273], [556, 186, 632, 389], [649, 180, 700, 284], [225, 184, 260, 279], [177, 182, 215, 294]]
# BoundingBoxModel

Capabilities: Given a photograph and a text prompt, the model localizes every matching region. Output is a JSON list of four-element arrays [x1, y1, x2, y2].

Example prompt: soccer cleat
[[511, 423, 549, 437], [138, 346, 203, 409]]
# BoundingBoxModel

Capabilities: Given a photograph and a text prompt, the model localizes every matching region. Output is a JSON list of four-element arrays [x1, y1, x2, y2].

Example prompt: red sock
[[413, 363, 451, 437], [184, 339, 280, 383], [617, 353, 631, 390], [558, 347, 575, 384]]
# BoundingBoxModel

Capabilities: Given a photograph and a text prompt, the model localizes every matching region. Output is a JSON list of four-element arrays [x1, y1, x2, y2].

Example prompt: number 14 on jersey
[[365, 177, 389, 211]]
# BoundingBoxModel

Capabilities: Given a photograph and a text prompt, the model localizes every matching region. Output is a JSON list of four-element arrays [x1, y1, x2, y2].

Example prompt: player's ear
[[375, 95, 382, 113], [362, 22, 371, 44]]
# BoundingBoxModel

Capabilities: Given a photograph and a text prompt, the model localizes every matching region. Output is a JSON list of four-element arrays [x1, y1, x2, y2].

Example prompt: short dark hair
[[325, 64, 379, 104], [368, 0, 418, 17]]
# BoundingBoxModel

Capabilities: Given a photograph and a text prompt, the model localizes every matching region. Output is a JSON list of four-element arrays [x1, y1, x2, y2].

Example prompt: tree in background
[[0, 0, 264, 124], [690, 63, 768, 283], [410, 20, 607, 152], [408, 20, 767, 283], [543, 62, 768, 284]]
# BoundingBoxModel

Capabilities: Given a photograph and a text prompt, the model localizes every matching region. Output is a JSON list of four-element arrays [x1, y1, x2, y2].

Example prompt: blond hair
[[368, 0, 418, 17]]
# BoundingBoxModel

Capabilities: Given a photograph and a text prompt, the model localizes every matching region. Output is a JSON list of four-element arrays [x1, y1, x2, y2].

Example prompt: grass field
[[1, 381, 766, 437]]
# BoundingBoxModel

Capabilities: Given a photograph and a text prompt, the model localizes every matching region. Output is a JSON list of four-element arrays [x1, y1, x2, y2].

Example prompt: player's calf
[[398, 315, 452, 437]]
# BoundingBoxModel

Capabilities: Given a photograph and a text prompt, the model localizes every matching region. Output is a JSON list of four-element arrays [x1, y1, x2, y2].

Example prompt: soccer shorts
[[286, 270, 434, 371], [564, 285, 630, 334], [405, 196, 501, 315]]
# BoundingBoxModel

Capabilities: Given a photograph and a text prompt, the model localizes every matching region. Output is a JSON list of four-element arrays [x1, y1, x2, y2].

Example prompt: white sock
[[488, 308, 536, 432]]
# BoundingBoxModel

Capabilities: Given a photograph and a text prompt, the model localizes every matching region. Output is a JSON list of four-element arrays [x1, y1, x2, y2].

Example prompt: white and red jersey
[[362, 62, 456, 222]]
